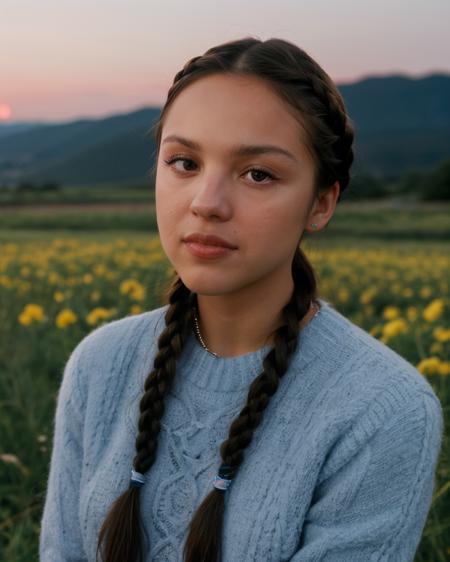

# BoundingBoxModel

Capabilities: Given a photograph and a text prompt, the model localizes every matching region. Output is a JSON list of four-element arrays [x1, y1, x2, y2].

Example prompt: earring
[[310, 223, 318, 229]]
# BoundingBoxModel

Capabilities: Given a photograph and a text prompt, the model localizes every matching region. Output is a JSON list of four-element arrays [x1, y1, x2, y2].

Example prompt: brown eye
[[164, 156, 198, 172], [244, 167, 276, 184]]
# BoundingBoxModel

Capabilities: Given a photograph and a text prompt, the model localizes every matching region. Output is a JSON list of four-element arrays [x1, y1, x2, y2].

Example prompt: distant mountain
[[0, 121, 47, 139], [339, 73, 450, 177], [0, 74, 449, 186], [0, 108, 160, 186]]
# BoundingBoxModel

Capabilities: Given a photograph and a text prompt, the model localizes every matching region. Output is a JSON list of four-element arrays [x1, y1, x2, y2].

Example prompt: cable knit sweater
[[39, 297, 444, 562]]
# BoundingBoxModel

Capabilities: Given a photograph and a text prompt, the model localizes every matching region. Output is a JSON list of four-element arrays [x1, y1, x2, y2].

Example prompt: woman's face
[[155, 73, 320, 298]]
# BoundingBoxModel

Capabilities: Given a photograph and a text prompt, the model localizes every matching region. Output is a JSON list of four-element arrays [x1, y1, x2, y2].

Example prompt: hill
[[0, 74, 449, 186]]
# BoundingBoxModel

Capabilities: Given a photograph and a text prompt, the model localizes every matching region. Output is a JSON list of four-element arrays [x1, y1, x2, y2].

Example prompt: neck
[[193, 271, 312, 358]]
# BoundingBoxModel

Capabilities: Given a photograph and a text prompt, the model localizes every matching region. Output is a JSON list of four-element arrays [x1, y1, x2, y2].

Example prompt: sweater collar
[[176, 298, 336, 393]]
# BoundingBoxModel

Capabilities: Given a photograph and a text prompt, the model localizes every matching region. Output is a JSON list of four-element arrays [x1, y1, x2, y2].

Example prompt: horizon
[[2, 70, 449, 127]]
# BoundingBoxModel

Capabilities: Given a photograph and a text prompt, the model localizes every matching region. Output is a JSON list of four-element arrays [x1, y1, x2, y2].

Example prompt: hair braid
[[219, 284, 309, 465], [304, 74, 354, 200], [220, 249, 314, 470], [96, 277, 195, 562], [134, 278, 194, 473]]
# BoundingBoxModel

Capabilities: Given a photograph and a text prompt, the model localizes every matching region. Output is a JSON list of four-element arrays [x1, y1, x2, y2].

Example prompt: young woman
[[40, 37, 443, 562]]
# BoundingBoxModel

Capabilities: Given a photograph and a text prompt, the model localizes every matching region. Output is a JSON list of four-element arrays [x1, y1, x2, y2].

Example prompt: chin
[[176, 271, 235, 297]]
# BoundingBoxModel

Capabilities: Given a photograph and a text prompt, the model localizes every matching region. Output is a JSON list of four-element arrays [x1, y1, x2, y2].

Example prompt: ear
[[305, 181, 340, 232]]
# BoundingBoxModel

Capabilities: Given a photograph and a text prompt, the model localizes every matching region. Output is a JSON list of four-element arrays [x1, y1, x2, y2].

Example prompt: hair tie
[[129, 468, 146, 489], [212, 475, 233, 491], [212, 464, 235, 491]]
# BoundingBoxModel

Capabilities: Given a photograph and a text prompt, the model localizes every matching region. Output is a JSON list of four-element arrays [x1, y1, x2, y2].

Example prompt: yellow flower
[[55, 308, 78, 329], [90, 290, 101, 302], [417, 356, 441, 376], [130, 305, 143, 315], [0, 275, 13, 288], [54, 290, 66, 303], [120, 279, 146, 301], [86, 307, 116, 326], [419, 286, 432, 298], [360, 288, 377, 305], [337, 288, 349, 303], [120, 279, 139, 294], [406, 306, 418, 322], [18, 304, 46, 326], [83, 273, 94, 284], [423, 299, 445, 322], [402, 288, 413, 298], [381, 318, 408, 341], [383, 306, 401, 320], [430, 342, 444, 355], [131, 286, 145, 301], [437, 362, 450, 376], [433, 327, 450, 342], [93, 264, 107, 276], [48, 272, 61, 285]]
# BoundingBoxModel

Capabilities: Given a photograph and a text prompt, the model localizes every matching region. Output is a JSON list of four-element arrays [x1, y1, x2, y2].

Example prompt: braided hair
[[96, 37, 355, 562]]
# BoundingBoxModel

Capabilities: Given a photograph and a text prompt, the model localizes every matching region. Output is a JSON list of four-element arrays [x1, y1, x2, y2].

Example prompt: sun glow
[[0, 104, 12, 121]]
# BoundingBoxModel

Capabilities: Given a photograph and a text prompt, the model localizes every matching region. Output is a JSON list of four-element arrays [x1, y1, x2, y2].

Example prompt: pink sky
[[1, 0, 449, 122]]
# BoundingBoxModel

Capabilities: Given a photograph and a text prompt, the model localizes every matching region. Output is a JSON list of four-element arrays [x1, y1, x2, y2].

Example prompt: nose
[[189, 174, 233, 221]]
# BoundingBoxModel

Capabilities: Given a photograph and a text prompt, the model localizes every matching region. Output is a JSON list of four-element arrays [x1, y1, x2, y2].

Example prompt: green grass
[[1, 200, 449, 239], [0, 182, 154, 205]]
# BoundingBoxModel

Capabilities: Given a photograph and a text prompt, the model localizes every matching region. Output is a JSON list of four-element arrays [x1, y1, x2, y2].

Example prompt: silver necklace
[[192, 300, 320, 358], [193, 307, 219, 357]]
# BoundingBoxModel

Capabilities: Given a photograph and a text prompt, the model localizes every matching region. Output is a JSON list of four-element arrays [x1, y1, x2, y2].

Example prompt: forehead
[[161, 73, 312, 162]]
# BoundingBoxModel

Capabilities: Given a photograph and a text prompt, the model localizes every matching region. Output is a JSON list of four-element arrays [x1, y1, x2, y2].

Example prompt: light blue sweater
[[39, 298, 444, 561]]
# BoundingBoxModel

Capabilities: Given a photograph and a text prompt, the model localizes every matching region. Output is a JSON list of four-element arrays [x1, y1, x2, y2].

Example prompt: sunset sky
[[1, 0, 449, 123]]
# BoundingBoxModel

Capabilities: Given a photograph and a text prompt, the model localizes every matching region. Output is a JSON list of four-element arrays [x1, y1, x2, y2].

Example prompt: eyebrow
[[162, 134, 298, 163]]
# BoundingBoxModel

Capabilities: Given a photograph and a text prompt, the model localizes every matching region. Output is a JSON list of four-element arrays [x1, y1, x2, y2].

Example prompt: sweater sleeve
[[39, 338, 89, 562], [289, 388, 444, 562]]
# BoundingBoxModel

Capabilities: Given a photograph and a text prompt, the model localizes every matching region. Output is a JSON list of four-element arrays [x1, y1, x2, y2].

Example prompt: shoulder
[[65, 304, 170, 398], [306, 300, 444, 481], [317, 298, 440, 400], [307, 299, 444, 436], [76, 304, 168, 360]]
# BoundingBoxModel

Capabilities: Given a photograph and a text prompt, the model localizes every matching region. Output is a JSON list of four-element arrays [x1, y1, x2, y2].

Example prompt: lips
[[183, 233, 237, 249]]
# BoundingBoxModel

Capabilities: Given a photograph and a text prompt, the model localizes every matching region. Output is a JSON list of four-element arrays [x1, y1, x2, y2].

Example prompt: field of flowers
[[0, 233, 449, 561]]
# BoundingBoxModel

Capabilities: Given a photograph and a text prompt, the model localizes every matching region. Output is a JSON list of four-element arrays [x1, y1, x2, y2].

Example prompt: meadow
[[0, 200, 449, 561]]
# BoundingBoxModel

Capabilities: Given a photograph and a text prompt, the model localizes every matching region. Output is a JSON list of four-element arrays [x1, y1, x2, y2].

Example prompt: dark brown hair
[[96, 36, 354, 562]]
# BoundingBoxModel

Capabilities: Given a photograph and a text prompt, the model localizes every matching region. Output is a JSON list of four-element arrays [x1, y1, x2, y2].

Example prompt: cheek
[[244, 203, 302, 254], [156, 207, 180, 258], [156, 182, 185, 241]]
